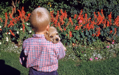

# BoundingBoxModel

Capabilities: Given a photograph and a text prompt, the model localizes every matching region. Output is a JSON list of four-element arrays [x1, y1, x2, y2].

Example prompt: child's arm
[[19, 49, 27, 67], [57, 42, 66, 60], [19, 40, 29, 67]]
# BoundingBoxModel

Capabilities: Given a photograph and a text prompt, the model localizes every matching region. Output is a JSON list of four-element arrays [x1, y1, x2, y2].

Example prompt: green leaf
[[81, 32, 85, 38], [72, 38, 76, 43], [92, 38, 96, 42], [73, 32, 76, 37], [101, 30, 103, 36], [85, 30, 89, 36], [76, 35, 80, 40], [89, 30, 92, 35]]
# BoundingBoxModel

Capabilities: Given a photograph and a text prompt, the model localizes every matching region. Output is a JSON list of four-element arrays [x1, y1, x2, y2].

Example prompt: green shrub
[[0, 1, 12, 19], [20, 0, 83, 17], [80, 0, 119, 18]]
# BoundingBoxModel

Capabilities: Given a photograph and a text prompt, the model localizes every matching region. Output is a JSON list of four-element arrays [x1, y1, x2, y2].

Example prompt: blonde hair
[[30, 7, 51, 32]]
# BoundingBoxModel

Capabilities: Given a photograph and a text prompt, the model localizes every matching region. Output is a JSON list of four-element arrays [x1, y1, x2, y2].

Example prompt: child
[[19, 7, 65, 75]]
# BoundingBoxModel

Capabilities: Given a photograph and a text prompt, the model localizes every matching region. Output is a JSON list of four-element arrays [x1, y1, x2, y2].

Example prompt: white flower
[[26, 23, 29, 25], [0, 42, 1, 45], [29, 30, 32, 33], [84, 54, 87, 56], [20, 28, 23, 30], [8, 32, 11, 35], [17, 31, 19, 34], [6, 37, 9, 41], [14, 45, 18, 48], [97, 54, 102, 59], [91, 47, 93, 49], [0, 26, 1, 28]]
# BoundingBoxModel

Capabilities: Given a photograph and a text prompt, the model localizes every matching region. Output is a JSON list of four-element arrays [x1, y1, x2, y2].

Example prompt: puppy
[[44, 26, 66, 51]]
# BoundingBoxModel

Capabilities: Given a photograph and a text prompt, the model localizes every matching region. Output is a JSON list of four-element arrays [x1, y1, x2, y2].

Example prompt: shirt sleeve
[[22, 40, 30, 56], [57, 42, 66, 60], [19, 40, 29, 67]]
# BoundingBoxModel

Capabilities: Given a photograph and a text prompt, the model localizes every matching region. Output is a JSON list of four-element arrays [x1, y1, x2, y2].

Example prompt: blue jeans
[[29, 68, 58, 75]]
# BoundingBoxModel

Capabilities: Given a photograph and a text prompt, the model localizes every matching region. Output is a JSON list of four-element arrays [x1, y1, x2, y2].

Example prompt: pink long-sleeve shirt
[[20, 34, 65, 72]]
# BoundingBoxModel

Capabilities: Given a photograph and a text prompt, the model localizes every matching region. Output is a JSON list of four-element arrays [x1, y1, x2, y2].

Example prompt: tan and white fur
[[44, 26, 66, 51]]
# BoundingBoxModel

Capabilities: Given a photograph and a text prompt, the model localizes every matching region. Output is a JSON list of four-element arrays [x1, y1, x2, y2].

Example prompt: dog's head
[[45, 26, 60, 43]]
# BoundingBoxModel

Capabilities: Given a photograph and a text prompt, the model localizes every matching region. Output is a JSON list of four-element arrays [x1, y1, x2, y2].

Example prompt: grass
[[0, 50, 119, 75], [0, 50, 29, 75]]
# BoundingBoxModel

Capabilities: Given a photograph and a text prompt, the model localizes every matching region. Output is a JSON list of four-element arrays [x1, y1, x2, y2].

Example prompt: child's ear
[[46, 25, 50, 31]]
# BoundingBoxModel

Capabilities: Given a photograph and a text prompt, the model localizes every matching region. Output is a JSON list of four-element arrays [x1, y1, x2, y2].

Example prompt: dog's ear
[[44, 31, 52, 41], [45, 31, 49, 36], [44, 31, 48, 36]]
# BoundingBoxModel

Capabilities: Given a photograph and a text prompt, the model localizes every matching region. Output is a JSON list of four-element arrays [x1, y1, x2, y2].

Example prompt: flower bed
[[0, 5, 119, 61], [0, 6, 119, 45]]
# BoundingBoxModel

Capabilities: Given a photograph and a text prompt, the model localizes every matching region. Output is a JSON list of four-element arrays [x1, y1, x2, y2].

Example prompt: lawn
[[0, 50, 119, 75]]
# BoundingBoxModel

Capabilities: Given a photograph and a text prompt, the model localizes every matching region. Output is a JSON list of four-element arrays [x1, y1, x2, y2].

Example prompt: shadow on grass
[[0, 60, 20, 75]]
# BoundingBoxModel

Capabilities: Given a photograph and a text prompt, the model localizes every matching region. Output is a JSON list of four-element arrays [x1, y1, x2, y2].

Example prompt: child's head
[[30, 7, 51, 32]]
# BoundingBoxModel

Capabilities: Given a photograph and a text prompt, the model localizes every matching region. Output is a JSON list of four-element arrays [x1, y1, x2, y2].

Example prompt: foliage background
[[0, 0, 119, 61]]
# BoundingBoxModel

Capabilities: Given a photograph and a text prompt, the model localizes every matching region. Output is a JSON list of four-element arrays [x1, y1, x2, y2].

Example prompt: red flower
[[108, 12, 112, 19], [69, 31, 72, 37], [75, 26, 79, 30], [106, 20, 110, 27], [54, 19, 57, 26], [94, 12, 97, 19], [110, 30, 112, 34], [102, 19, 106, 28], [0, 18, 3, 22], [8, 20, 14, 27], [78, 24, 82, 30], [17, 10, 22, 17], [60, 15, 64, 23], [50, 11, 54, 22], [74, 14, 77, 19], [56, 10, 59, 20], [9, 30, 15, 37], [69, 17, 73, 25], [101, 9, 105, 19], [92, 34, 95, 37], [4, 12, 8, 27], [108, 12, 112, 25], [64, 28, 66, 31], [22, 23, 25, 31], [97, 12, 103, 25], [86, 23, 90, 31], [85, 13, 88, 22], [112, 40, 114, 42], [114, 28, 117, 35], [64, 10, 67, 19], [114, 16, 119, 26], [96, 27, 101, 37], [60, 9, 63, 14], [25, 13, 31, 22], [80, 9, 83, 15], [9, 13, 13, 19], [90, 21, 95, 30], [21, 7, 25, 18], [58, 22, 62, 31]]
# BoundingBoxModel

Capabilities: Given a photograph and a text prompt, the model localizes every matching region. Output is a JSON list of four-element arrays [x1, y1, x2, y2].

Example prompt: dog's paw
[[63, 46, 66, 51]]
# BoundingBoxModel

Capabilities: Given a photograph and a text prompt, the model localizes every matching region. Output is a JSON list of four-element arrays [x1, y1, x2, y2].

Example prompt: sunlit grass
[[0, 49, 119, 75]]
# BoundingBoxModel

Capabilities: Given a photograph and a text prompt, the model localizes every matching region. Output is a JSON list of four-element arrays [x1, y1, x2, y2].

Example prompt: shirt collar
[[33, 34, 45, 38]]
